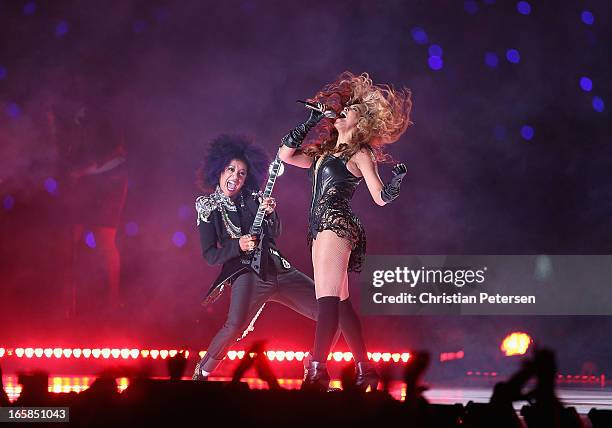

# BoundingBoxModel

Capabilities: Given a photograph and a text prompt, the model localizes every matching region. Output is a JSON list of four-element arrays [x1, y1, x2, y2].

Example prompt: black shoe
[[301, 361, 330, 392], [192, 360, 209, 381], [355, 361, 379, 392]]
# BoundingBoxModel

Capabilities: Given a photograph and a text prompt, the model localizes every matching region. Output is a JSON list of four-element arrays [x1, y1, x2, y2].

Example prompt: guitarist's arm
[[198, 219, 242, 266]]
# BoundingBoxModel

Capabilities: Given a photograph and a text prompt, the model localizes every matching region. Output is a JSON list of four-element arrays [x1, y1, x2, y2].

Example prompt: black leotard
[[307, 154, 366, 272]]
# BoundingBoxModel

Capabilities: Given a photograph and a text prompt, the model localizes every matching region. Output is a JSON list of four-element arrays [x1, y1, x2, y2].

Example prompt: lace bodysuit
[[307, 154, 366, 272]]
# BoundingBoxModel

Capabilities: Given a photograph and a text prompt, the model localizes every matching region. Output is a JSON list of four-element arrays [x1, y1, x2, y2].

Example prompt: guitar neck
[[250, 151, 282, 234]]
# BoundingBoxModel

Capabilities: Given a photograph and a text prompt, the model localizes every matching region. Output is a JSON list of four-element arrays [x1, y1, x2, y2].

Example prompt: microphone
[[296, 100, 337, 119]]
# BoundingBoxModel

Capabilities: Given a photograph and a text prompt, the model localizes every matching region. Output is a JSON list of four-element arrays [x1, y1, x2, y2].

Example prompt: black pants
[[200, 269, 320, 373]]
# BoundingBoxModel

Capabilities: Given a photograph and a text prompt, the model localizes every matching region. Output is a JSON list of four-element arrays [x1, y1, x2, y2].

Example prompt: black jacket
[[197, 190, 291, 302]]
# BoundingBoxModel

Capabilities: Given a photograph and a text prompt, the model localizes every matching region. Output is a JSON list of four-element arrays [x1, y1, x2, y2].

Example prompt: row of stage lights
[[466, 370, 605, 386], [0, 347, 421, 363]]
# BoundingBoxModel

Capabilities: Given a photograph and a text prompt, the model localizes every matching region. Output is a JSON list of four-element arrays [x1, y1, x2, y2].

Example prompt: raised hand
[[381, 163, 407, 203]]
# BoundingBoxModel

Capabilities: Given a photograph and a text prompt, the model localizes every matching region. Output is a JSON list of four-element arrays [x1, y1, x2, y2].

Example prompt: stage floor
[[3, 374, 612, 415]]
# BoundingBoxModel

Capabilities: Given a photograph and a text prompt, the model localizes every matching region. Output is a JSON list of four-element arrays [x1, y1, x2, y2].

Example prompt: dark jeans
[[200, 269, 320, 373]]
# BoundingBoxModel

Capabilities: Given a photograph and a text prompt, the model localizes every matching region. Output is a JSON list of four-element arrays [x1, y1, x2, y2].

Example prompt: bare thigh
[[311, 230, 351, 300]]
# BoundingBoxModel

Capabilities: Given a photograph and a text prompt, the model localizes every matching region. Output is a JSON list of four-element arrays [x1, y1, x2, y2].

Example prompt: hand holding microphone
[[296, 100, 337, 119], [281, 100, 335, 149]]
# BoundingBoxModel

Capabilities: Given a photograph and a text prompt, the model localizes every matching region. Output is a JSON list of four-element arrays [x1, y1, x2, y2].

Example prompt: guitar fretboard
[[250, 151, 283, 235]]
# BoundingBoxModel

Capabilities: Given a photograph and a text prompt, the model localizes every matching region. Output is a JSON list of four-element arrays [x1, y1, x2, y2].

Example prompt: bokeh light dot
[[517, 1, 531, 15], [521, 125, 535, 141], [7, 103, 21, 118], [506, 49, 521, 63], [23, 2, 36, 15], [0, 66, 7, 80], [3, 195, 15, 211], [592, 96, 604, 113], [581, 10, 594, 26], [428, 44, 443, 57], [464, 0, 479, 15], [410, 27, 428, 45], [44, 178, 58, 194], [484, 52, 499, 68], [133, 20, 146, 33], [428, 56, 443, 71], [84, 231, 97, 249], [172, 231, 187, 247], [579, 77, 592, 92], [55, 21, 69, 37], [125, 222, 139, 236]]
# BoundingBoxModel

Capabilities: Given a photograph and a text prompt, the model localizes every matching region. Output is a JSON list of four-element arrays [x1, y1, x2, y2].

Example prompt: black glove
[[381, 163, 407, 203], [281, 108, 326, 149]]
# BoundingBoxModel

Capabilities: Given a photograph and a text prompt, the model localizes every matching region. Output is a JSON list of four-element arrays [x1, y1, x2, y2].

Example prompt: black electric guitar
[[202, 150, 284, 305]]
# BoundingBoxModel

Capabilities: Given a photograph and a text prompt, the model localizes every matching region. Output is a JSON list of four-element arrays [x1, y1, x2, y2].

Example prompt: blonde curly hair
[[303, 72, 413, 162]]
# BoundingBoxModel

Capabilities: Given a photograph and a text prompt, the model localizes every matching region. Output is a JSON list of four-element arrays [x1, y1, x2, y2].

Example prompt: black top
[[308, 154, 363, 236], [198, 190, 291, 282]]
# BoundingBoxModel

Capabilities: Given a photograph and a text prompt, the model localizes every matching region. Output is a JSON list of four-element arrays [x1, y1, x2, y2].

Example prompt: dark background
[[1, 0, 611, 375]]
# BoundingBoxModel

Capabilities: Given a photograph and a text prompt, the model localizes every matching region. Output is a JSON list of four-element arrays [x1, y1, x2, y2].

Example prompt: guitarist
[[192, 135, 322, 380]]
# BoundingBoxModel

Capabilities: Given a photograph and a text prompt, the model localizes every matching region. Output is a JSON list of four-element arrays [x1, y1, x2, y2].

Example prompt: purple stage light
[[125, 222, 139, 236], [0, 67, 7, 80], [411, 27, 428, 45], [3, 195, 15, 211], [516, 1, 531, 15], [581, 10, 594, 26], [428, 56, 443, 71], [592, 96, 604, 113], [520, 125, 534, 141], [44, 178, 58, 194], [484, 52, 499, 68], [84, 231, 97, 248], [133, 20, 145, 33], [23, 2, 36, 15], [506, 49, 520, 63], [464, 0, 478, 15], [6, 103, 20, 118], [55, 21, 68, 37], [428, 45, 443, 57], [172, 231, 187, 247], [579, 77, 592, 92]]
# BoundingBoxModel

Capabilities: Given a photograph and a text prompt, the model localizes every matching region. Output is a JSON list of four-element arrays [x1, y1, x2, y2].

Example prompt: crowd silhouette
[[1, 345, 610, 427]]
